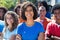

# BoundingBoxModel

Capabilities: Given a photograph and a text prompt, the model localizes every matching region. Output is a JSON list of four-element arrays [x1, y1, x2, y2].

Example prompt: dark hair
[[21, 2, 38, 20], [14, 4, 21, 14], [41, 1, 49, 11], [52, 4, 60, 13], [0, 6, 8, 20], [4, 11, 18, 31]]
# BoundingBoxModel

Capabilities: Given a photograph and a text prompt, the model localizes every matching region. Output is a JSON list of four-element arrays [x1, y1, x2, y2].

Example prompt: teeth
[[27, 14, 31, 16]]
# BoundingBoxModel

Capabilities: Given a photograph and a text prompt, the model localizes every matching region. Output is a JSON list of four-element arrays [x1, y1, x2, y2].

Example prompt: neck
[[8, 24, 13, 31], [56, 20, 60, 25], [26, 19, 34, 27], [40, 16, 45, 20]]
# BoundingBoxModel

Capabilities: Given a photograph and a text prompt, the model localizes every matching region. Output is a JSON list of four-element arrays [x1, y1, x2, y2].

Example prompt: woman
[[0, 6, 8, 20], [0, 6, 8, 40], [14, 4, 26, 23], [35, 6, 51, 31], [3, 11, 18, 40], [37, 1, 51, 19], [16, 2, 45, 40]]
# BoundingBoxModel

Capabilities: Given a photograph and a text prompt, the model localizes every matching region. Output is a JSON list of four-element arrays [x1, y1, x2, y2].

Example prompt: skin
[[6, 14, 15, 40], [25, 6, 34, 26], [17, 8, 21, 18], [0, 9, 4, 20], [0, 9, 4, 39], [54, 9, 60, 24], [46, 9, 60, 40], [16, 6, 45, 40], [40, 9, 46, 20], [6, 14, 14, 31], [9, 35, 16, 40], [0, 33, 3, 40]]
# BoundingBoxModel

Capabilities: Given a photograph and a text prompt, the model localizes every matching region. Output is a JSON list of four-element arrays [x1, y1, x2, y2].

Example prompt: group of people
[[0, 1, 60, 40]]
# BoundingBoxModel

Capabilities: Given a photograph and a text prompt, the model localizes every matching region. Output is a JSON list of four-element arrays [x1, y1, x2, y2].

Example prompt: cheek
[[25, 12, 27, 17], [6, 19, 9, 22], [0, 13, 3, 16], [43, 11, 46, 15], [7, 19, 14, 24], [11, 19, 14, 23], [30, 11, 34, 16], [6, 19, 10, 24]]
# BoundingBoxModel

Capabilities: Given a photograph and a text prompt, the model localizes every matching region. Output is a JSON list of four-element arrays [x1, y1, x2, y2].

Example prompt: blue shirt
[[0, 20, 5, 32], [45, 11, 51, 19], [17, 21, 45, 40]]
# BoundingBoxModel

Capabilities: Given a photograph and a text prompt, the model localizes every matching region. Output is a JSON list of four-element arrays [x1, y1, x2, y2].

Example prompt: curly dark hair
[[4, 11, 18, 31], [21, 1, 38, 20], [41, 1, 49, 11], [0, 6, 8, 20], [52, 4, 60, 13]]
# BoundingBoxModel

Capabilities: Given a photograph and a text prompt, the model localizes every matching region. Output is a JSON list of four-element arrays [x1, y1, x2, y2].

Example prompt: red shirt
[[18, 17, 26, 23], [45, 21, 60, 37], [35, 17, 51, 31]]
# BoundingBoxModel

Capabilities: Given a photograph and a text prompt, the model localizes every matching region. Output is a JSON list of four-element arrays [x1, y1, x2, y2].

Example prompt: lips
[[27, 14, 32, 17]]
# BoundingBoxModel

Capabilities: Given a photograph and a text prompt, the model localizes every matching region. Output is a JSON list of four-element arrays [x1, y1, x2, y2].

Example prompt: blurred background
[[0, 0, 60, 11]]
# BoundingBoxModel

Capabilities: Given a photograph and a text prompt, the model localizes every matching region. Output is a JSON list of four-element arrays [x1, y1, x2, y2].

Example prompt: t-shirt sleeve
[[39, 23, 45, 33], [0, 21, 5, 32], [45, 22, 52, 37], [17, 23, 23, 35]]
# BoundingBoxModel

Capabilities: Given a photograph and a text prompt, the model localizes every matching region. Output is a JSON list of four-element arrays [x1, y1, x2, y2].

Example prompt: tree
[[0, 0, 18, 10]]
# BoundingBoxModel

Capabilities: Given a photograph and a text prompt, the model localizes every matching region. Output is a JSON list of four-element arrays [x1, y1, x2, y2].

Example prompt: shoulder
[[47, 20, 56, 28], [17, 22, 24, 27], [0, 20, 5, 25], [35, 21, 42, 25], [17, 22, 25, 29], [46, 17, 51, 22], [34, 17, 40, 22], [35, 21, 43, 28]]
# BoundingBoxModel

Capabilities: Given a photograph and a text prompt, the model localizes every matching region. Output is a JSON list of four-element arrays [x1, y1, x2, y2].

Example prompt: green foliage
[[0, 0, 17, 10], [27, 0, 37, 4]]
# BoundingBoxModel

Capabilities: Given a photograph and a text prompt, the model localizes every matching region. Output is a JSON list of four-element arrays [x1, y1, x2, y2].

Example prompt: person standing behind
[[35, 6, 51, 31], [14, 4, 26, 23], [16, 1, 45, 40], [0, 6, 8, 40], [37, 1, 51, 19], [3, 11, 19, 40], [0, 6, 8, 20], [45, 4, 60, 40]]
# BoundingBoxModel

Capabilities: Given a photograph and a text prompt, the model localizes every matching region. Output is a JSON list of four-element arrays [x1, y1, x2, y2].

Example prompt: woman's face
[[6, 14, 14, 25], [17, 8, 20, 15], [40, 9, 46, 18], [17, 8, 21, 17], [54, 9, 60, 20], [25, 6, 34, 20]]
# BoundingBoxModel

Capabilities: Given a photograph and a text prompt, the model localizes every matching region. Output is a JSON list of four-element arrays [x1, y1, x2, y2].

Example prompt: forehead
[[6, 14, 12, 17], [26, 6, 33, 10], [54, 9, 60, 13], [39, 6, 46, 11], [0, 9, 4, 11]]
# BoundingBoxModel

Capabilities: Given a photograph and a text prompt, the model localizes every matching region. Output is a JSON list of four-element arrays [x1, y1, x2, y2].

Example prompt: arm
[[38, 32, 45, 40], [45, 23, 53, 40], [0, 32, 3, 40], [16, 34, 21, 40], [9, 35, 16, 40]]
